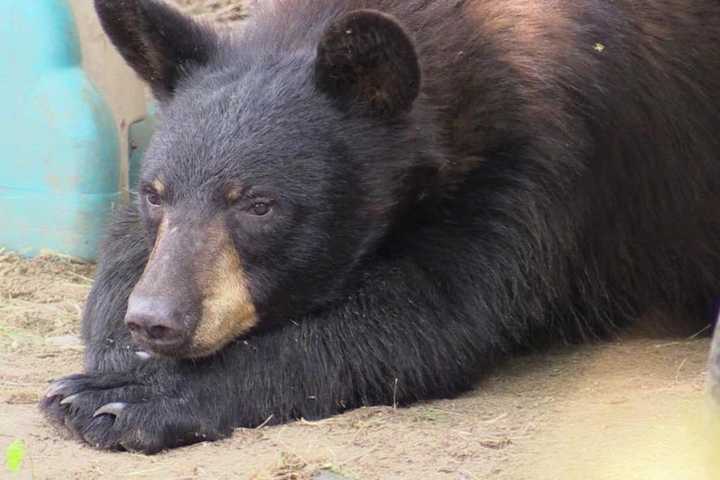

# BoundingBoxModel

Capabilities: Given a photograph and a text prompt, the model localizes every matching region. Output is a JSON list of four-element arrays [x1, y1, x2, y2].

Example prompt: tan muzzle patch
[[190, 218, 258, 357]]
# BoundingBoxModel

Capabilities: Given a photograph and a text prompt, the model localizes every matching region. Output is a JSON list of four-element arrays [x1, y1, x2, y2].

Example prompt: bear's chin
[[141, 341, 229, 360]]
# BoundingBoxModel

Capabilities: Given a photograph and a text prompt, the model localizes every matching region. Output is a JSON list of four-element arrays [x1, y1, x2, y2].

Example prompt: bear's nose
[[125, 295, 188, 350]]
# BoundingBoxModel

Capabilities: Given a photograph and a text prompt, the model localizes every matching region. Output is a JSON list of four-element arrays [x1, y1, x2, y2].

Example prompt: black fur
[[94, 0, 218, 99], [41, 0, 720, 453], [315, 9, 421, 115]]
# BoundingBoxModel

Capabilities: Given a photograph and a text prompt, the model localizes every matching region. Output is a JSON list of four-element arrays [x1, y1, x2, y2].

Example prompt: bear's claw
[[45, 380, 69, 398], [135, 351, 152, 360], [45, 373, 89, 399], [40, 371, 228, 453], [59, 393, 80, 406], [93, 402, 127, 418]]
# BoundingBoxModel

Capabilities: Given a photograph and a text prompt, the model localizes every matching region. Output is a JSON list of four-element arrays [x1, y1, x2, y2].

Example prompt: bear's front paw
[[40, 371, 228, 453]]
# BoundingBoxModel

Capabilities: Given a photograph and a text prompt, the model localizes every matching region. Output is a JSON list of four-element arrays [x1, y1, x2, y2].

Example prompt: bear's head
[[95, 0, 440, 358]]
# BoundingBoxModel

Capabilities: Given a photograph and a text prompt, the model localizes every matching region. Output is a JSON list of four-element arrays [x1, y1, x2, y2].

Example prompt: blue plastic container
[[0, 0, 120, 260]]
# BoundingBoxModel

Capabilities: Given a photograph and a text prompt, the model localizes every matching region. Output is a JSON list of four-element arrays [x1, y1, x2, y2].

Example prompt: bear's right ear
[[314, 10, 421, 117], [95, 0, 218, 100]]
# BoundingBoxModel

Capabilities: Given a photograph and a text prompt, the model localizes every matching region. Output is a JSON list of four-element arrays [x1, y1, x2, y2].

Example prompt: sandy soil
[[1, 251, 717, 479]]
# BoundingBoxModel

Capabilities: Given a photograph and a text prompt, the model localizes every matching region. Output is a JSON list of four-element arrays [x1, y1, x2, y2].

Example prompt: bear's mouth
[[130, 332, 190, 359]]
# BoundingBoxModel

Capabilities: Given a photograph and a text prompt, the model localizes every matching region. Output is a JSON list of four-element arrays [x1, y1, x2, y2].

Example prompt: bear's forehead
[[142, 108, 343, 198], [157, 71, 333, 150], [173, 49, 317, 115], [140, 52, 380, 194]]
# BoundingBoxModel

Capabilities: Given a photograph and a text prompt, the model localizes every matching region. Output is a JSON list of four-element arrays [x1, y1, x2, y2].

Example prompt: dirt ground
[[1, 251, 718, 480], [2, 1, 720, 478]]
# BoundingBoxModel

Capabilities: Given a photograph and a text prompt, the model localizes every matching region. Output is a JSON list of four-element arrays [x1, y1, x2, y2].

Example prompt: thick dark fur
[[41, 0, 720, 453]]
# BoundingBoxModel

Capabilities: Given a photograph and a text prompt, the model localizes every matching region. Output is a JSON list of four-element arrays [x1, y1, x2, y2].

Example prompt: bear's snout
[[125, 213, 258, 358], [125, 294, 192, 355]]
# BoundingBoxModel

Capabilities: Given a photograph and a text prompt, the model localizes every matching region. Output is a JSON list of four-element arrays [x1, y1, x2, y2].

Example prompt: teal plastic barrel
[[0, 0, 120, 260]]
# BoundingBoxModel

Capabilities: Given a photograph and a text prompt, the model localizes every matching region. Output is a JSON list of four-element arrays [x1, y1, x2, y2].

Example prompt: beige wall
[[67, 0, 149, 195]]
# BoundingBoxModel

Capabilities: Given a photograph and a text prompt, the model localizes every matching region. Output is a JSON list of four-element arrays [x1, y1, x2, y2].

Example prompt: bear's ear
[[95, 0, 218, 100], [314, 10, 421, 117]]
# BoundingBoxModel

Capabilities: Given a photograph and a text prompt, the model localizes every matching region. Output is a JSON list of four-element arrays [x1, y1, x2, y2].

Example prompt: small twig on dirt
[[256, 414, 275, 429], [479, 437, 513, 449], [65, 271, 94, 284], [483, 412, 509, 424], [36, 353, 61, 359], [125, 466, 168, 477], [675, 357, 689, 383], [392, 377, 398, 409], [298, 417, 332, 427], [655, 325, 712, 349], [688, 324, 711, 340]]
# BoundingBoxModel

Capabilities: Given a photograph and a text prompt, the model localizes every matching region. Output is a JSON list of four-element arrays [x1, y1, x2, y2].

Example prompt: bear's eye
[[249, 202, 271, 216], [145, 191, 162, 208]]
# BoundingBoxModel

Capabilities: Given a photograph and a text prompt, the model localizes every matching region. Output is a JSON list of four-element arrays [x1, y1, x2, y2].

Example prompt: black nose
[[125, 295, 188, 349]]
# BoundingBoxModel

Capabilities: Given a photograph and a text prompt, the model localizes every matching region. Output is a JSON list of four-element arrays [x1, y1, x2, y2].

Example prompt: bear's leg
[[38, 206, 175, 446], [79, 206, 152, 373], [40, 239, 502, 453]]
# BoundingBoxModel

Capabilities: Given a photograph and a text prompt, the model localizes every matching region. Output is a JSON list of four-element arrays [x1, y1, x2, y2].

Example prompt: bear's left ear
[[95, 0, 218, 101], [314, 10, 421, 117]]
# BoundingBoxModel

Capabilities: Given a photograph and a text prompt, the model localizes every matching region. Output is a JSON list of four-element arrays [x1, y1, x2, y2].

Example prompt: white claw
[[45, 381, 67, 398], [93, 402, 127, 418], [135, 351, 152, 360], [60, 393, 80, 406]]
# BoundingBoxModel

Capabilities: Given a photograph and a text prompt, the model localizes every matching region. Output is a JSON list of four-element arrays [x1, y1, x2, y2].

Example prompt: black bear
[[42, 0, 720, 453]]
